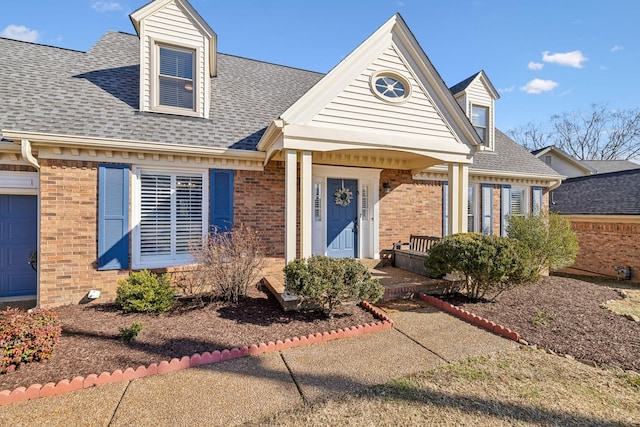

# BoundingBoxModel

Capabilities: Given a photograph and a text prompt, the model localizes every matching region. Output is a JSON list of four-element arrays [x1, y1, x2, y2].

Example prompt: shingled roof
[[472, 129, 562, 177], [1, 31, 560, 179], [0, 32, 323, 151], [581, 160, 640, 175], [550, 168, 640, 215]]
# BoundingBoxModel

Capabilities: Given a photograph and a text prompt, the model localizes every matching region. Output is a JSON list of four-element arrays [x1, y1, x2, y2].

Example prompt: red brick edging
[[417, 293, 520, 342], [0, 301, 392, 407]]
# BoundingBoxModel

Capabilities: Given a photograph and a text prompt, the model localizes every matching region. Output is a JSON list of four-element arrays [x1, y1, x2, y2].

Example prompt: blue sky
[[1, 1, 638, 131]]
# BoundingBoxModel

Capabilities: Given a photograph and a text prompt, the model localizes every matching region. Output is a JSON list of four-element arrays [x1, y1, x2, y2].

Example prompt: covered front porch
[[262, 260, 461, 311]]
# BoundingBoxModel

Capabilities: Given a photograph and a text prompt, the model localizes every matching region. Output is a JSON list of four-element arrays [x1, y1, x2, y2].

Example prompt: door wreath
[[334, 186, 353, 207]]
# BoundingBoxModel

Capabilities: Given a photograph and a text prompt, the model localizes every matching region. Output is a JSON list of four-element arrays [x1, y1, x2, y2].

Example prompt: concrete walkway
[[0, 302, 518, 427]]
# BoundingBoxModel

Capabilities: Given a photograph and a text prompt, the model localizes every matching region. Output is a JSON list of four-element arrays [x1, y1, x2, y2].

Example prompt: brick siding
[[567, 218, 640, 282], [39, 159, 129, 307]]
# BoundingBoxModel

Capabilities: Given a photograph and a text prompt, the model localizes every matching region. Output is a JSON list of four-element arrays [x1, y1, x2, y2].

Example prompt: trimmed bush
[[116, 270, 175, 313], [284, 256, 384, 317], [506, 210, 579, 274], [425, 233, 538, 301], [0, 308, 61, 374]]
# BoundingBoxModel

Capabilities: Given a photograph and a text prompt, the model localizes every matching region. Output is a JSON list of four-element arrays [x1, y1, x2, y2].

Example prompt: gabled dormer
[[450, 71, 499, 151], [130, 0, 216, 118]]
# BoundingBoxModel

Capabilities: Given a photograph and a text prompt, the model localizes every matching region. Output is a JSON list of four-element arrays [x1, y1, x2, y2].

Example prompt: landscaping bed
[[447, 275, 640, 372], [0, 286, 377, 392]]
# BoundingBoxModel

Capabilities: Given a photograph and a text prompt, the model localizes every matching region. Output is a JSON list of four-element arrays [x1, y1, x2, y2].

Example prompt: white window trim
[[471, 104, 489, 146], [132, 166, 208, 270], [467, 183, 479, 233], [150, 38, 202, 118]]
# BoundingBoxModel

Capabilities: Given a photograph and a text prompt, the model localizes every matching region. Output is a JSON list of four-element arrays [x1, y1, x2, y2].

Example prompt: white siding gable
[[137, 0, 210, 118], [464, 77, 495, 150], [310, 44, 459, 146]]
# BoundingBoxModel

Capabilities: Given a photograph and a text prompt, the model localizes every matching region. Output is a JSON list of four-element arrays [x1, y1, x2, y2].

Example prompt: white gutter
[[3, 130, 265, 162], [20, 139, 40, 170]]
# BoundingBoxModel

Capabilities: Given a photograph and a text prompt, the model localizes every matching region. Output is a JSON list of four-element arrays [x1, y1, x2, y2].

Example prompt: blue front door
[[326, 178, 357, 258], [0, 195, 37, 298]]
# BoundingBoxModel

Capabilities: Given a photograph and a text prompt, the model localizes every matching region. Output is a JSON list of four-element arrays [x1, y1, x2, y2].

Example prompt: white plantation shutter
[[175, 175, 203, 254], [140, 174, 172, 256], [481, 185, 492, 235], [511, 189, 524, 216], [139, 171, 203, 264]]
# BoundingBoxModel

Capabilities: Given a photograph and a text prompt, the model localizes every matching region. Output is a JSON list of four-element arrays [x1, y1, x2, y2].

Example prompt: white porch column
[[447, 163, 469, 234], [299, 151, 312, 258], [285, 150, 297, 263]]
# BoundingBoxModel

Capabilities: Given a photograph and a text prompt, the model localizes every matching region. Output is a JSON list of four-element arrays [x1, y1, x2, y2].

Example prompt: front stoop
[[261, 276, 302, 311]]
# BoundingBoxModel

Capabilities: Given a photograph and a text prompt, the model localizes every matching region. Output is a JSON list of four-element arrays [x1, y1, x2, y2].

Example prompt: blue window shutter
[[481, 184, 493, 235], [442, 182, 448, 236], [98, 164, 130, 270], [532, 187, 543, 216], [500, 185, 511, 237], [210, 169, 234, 233]]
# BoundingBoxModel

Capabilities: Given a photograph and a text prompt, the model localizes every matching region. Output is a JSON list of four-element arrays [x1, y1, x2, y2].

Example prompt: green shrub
[[0, 308, 62, 373], [284, 256, 384, 317], [116, 270, 175, 313], [506, 210, 579, 274], [425, 233, 538, 301], [119, 322, 145, 342]]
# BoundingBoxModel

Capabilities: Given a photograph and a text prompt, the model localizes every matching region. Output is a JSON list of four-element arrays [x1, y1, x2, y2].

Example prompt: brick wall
[[234, 161, 287, 258], [567, 218, 640, 282], [379, 170, 443, 251], [39, 159, 129, 307]]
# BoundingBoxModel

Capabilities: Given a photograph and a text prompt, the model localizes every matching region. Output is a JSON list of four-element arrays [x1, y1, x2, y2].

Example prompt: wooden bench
[[393, 235, 440, 276]]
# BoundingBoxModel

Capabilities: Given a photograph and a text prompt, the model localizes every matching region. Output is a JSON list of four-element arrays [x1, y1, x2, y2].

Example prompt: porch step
[[261, 275, 302, 312], [380, 279, 462, 302]]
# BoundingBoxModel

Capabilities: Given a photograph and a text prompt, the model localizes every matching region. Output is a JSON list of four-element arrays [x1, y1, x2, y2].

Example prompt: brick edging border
[[417, 293, 520, 342], [0, 301, 393, 407]]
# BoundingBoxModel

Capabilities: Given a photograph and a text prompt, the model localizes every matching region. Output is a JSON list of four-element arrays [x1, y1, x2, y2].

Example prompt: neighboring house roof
[[581, 160, 640, 174], [472, 130, 563, 177], [550, 168, 640, 215], [0, 32, 323, 151], [531, 145, 596, 175]]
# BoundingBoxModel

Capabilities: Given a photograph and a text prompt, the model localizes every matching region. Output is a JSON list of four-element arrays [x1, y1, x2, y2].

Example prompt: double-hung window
[[467, 185, 476, 232], [135, 169, 206, 268], [471, 105, 489, 145], [158, 45, 195, 110]]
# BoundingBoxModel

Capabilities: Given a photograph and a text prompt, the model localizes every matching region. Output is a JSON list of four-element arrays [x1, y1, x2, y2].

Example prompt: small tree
[[190, 224, 264, 303], [284, 256, 383, 317], [425, 233, 538, 301], [506, 210, 578, 274]]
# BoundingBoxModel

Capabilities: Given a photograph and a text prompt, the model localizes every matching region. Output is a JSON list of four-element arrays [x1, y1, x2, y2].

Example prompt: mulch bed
[[0, 286, 377, 392], [446, 276, 640, 372]]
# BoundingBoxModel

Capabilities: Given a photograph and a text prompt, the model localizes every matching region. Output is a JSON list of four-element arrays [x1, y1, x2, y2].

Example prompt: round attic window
[[371, 72, 411, 103]]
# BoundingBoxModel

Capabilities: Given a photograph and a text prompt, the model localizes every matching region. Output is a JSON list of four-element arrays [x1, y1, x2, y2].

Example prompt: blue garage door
[[0, 195, 37, 298]]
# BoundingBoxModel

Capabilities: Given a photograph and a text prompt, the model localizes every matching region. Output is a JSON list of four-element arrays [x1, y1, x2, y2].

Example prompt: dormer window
[[158, 45, 195, 110], [471, 105, 489, 144]]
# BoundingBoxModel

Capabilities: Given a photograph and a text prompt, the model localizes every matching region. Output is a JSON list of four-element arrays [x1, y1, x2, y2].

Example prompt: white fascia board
[[282, 124, 472, 157], [1, 130, 264, 162], [423, 164, 566, 186], [476, 71, 500, 100]]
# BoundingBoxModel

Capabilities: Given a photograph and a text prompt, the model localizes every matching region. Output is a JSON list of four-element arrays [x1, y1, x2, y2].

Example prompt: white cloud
[[610, 45, 623, 52], [528, 61, 544, 70], [91, 1, 123, 12], [520, 79, 559, 94], [0, 24, 40, 42], [499, 86, 515, 93], [542, 50, 588, 68]]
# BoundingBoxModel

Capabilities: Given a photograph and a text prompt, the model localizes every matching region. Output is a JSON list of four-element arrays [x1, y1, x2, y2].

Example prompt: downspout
[[20, 139, 40, 170]]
